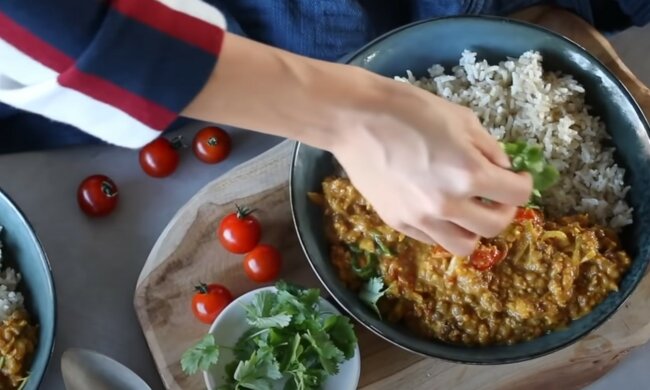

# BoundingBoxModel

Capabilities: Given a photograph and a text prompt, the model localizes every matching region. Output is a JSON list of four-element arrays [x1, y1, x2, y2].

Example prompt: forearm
[[181, 32, 394, 151]]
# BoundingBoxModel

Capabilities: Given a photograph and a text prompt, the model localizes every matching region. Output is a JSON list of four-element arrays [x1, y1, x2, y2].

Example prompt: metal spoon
[[61, 348, 152, 390]]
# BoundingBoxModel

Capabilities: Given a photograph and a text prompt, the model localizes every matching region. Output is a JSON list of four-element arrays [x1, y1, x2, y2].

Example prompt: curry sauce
[[0, 310, 37, 389], [316, 177, 631, 346]]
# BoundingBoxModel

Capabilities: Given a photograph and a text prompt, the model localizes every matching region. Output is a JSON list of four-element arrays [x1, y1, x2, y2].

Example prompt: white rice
[[0, 227, 24, 321], [395, 50, 633, 229]]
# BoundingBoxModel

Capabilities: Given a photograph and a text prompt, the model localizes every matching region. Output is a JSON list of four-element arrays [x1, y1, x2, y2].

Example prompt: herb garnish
[[181, 334, 220, 375], [181, 281, 358, 390], [501, 141, 559, 202], [370, 232, 393, 256], [359, 277, 388, 319], [348, 245, 378, 280]]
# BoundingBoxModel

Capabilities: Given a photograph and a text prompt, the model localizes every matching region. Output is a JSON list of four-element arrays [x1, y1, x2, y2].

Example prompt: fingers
[[394, 224, 438, 246], [472, 126, 511, 168], [448, 198, 517, 238], [409, 217, 479, 256], [468, 120, 533, 206], [474, 162, 533, 206], [382, 204, 479, 256]]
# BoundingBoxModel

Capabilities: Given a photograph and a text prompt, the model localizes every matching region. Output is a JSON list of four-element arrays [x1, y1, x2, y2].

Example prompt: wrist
[[298, 59, 434, 157], [310, 63, 435, 158], [294, 63, 394, 151], [182, 33, 405, 152]]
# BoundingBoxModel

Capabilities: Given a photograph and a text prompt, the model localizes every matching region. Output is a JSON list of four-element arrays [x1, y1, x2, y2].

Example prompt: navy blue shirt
[[1, 0, 646, 154]]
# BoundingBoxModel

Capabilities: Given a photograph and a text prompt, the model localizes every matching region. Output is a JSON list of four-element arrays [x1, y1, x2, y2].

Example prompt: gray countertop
[[1, 24, 648, 390]]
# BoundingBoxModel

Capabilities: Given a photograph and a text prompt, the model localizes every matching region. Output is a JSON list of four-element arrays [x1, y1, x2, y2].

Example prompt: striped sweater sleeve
[[0, 0, 226, 148]]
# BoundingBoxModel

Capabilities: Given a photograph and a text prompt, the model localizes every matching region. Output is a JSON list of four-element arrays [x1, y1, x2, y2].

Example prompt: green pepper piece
[[350, 249, 378, 280], [370, 232, 393, 256]]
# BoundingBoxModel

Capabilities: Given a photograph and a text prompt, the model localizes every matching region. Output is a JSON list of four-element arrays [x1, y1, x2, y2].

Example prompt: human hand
[[182, 34, 531, 255], [331, 80, 532, 256]]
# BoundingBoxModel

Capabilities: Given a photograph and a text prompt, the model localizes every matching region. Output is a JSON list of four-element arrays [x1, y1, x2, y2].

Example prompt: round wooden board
[[134, 6, 650, 390]]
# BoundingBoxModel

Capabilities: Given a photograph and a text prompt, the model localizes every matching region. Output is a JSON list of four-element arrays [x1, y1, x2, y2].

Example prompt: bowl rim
[[203, 285, 361, 389], [290, 14, 650, 364], [0, 187, 57, 388]]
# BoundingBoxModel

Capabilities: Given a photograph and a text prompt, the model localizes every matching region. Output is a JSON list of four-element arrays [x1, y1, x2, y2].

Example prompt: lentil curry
[[0, 310, 37, 389], [0, 226, 38, 390], [313, 176, 631, 346]]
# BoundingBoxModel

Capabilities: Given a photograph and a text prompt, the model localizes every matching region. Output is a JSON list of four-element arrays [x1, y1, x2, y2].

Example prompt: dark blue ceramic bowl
[[290, 16, 650, 364], [0, 189, 55, 388]]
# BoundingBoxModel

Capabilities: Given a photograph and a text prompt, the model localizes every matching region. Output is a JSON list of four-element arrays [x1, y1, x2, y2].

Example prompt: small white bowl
[[203, 286, 361, 390]]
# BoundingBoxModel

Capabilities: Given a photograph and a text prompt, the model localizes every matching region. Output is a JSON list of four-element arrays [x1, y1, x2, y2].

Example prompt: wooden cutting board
[[134, 6, 650, 390]]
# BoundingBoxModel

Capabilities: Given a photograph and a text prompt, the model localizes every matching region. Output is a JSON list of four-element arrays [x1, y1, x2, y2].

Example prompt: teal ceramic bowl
[[290, 16, 650, 364], [0, 189, 55, 388]]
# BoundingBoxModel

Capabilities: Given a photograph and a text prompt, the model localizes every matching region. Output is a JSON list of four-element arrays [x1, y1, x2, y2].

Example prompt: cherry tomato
[[77, 175, 119, 217], [514, 207, 543, 224], [192, 127, 232, 164], [469, 241, 507, 271], [243, 244, 282, 283], [139, 137, 182, 178], [217, 205, 261, 254], [191, 283, 233, 324]]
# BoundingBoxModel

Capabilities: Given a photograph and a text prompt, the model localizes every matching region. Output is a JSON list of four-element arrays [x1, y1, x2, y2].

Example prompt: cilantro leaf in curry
[[359, 277, 388, 319]]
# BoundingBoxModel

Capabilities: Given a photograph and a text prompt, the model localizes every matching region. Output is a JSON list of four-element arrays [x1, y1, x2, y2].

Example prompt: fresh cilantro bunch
[[181, 281, 358, 390], [500, 141, 559, 202]]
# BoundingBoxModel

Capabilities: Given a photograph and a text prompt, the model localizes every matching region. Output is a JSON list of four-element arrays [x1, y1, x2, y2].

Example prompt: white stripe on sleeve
[[0, 79, 160, 148], [0, 38, 59, 85]]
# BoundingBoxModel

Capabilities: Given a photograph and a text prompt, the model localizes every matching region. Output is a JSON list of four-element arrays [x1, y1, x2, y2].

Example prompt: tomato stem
[[101, 181, 118, 198], [170, 135, 186, 150], [207, 136, 219, 147], [194, 282, 209, 294], [235, 204, 257, 219]]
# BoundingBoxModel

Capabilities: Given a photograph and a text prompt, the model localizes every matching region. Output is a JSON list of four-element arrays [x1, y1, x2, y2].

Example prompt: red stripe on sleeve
[[0, 10, 74, 71], [1, 6, 181, 131], [58, 66, 176, 130], [111, 0, 224, 55]]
